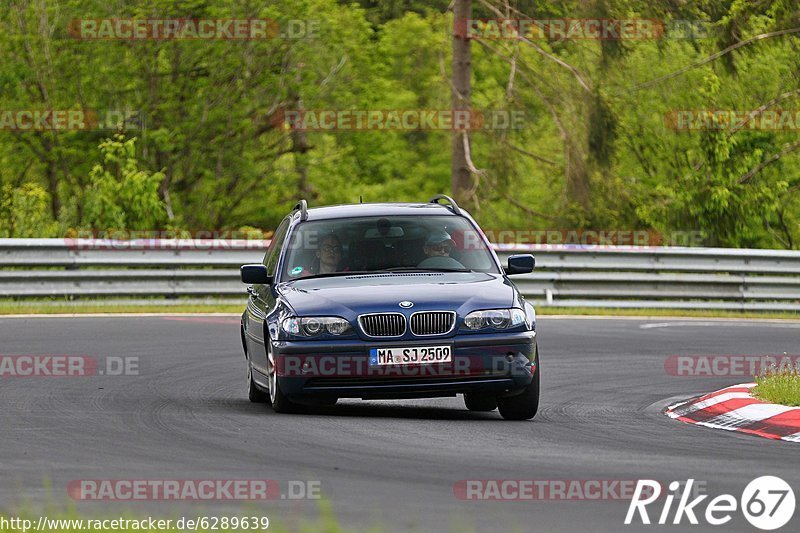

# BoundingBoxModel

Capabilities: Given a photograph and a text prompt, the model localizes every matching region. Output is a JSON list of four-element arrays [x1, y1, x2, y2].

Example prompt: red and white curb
[[666, 383, 800, 442]]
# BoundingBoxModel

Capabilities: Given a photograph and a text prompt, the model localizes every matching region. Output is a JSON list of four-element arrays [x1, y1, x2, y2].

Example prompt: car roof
[[301, 202, 458, 221]]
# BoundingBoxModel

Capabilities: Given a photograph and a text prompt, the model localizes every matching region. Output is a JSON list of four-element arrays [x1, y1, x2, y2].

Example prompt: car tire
[[266, 332, 297, 413], [497, 350, 540, 421], [268, 375, 296, 413], [463, 393, 497, 411], [247, 362, 268, 403]]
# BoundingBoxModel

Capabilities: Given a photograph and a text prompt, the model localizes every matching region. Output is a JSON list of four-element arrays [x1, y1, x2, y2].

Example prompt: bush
[[82, 135, 167, 231], [0, 183, 58, 237]]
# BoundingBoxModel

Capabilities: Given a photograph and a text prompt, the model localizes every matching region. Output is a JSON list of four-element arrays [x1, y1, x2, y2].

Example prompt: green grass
[[0, 301, 799, 320], [0, 297, 243, 315], [0, 303, 243, 315], [537, 306, 800, 320], [753, 370, 800, 406]]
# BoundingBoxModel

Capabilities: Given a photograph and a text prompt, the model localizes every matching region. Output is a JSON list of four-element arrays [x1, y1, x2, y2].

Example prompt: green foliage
[[0, 183, 58, 237], [83, 135, 167, 231], [0, 0, 797, 248]]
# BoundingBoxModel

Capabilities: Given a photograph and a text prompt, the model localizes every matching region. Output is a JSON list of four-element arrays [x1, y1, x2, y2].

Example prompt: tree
[[451, 0, 473, 209]]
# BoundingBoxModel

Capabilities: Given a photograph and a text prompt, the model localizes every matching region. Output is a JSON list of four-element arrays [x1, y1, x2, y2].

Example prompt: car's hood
[[276, 272, 517, 318]]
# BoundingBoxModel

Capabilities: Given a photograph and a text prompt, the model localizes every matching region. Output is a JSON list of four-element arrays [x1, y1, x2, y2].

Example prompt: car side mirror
[[505, 254, 535, 275], [240, 264, 273, 285]]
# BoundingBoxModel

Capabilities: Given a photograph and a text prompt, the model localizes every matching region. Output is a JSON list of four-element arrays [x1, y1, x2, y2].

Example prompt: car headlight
[[462, 308, 526, 330], [282, 317, 353, 337]]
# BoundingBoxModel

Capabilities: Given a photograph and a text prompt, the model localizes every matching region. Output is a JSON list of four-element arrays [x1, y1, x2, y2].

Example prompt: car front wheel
[[497, 349, 540, 421], [247, 362, 269, 403], [267, 336, 297, 413]]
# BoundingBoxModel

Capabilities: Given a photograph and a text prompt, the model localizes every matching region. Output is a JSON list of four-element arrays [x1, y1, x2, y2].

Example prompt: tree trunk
[[451, 0, 472, 206], [289, 90, 313, 200]]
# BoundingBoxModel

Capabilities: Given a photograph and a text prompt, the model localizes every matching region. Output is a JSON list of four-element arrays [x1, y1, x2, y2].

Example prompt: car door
[[245, 217, 290, 374]]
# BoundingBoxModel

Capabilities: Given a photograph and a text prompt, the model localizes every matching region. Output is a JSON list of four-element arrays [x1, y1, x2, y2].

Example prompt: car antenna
[[359, 195, 363, 203]]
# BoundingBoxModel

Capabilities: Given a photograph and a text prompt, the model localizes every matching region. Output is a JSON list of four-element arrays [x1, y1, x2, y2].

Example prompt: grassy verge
[[0, 303, 243, 315], [538, 306, 800, 320], [753, 370, 800, 406], [0, 301, 798, 320]]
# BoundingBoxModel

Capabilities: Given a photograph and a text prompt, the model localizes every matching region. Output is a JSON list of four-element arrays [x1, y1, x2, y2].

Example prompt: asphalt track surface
[[2, 315, 799, 532]]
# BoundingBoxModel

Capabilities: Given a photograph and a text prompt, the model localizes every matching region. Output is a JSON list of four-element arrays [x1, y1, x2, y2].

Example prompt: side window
[[264, 218, 290, 276]]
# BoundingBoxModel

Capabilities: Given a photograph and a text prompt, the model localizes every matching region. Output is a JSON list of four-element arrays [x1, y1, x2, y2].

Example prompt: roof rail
[[293, 199, 308, 221], [428, 194, 462, 215]]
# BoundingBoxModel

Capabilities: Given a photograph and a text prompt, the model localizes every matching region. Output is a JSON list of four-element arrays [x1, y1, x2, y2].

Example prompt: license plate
[[369, 346, 452, 366]]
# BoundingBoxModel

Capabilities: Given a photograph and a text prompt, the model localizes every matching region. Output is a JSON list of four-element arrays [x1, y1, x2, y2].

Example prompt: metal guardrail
[[1, 239, 799, 310]]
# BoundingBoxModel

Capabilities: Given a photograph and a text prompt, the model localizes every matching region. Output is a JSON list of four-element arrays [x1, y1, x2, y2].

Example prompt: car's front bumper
[[267, 331, 537, 400]]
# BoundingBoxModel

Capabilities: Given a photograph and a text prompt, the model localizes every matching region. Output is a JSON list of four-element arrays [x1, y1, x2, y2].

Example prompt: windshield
[[279, 215, 500, 281]]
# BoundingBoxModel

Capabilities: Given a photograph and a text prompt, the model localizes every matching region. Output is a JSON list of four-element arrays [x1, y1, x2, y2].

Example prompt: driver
[[423, 230, 454, 258], [418, 231, 464, 269]]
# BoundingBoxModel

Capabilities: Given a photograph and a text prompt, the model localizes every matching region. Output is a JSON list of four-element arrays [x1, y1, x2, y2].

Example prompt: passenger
[[310, 234, 346, 274]]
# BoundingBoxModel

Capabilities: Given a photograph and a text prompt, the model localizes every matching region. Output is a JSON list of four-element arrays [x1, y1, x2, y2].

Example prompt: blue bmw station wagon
[[240, 195, 539, 419]]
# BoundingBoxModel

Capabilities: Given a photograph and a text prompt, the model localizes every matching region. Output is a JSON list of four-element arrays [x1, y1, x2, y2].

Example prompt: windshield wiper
[[285, 270, 376, 281], [286, 267, 475, 281], [382, 266, 475, 273]]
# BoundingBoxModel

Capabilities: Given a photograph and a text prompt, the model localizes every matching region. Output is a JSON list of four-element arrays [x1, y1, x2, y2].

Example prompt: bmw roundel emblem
[[399, 301, 414, 309]]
